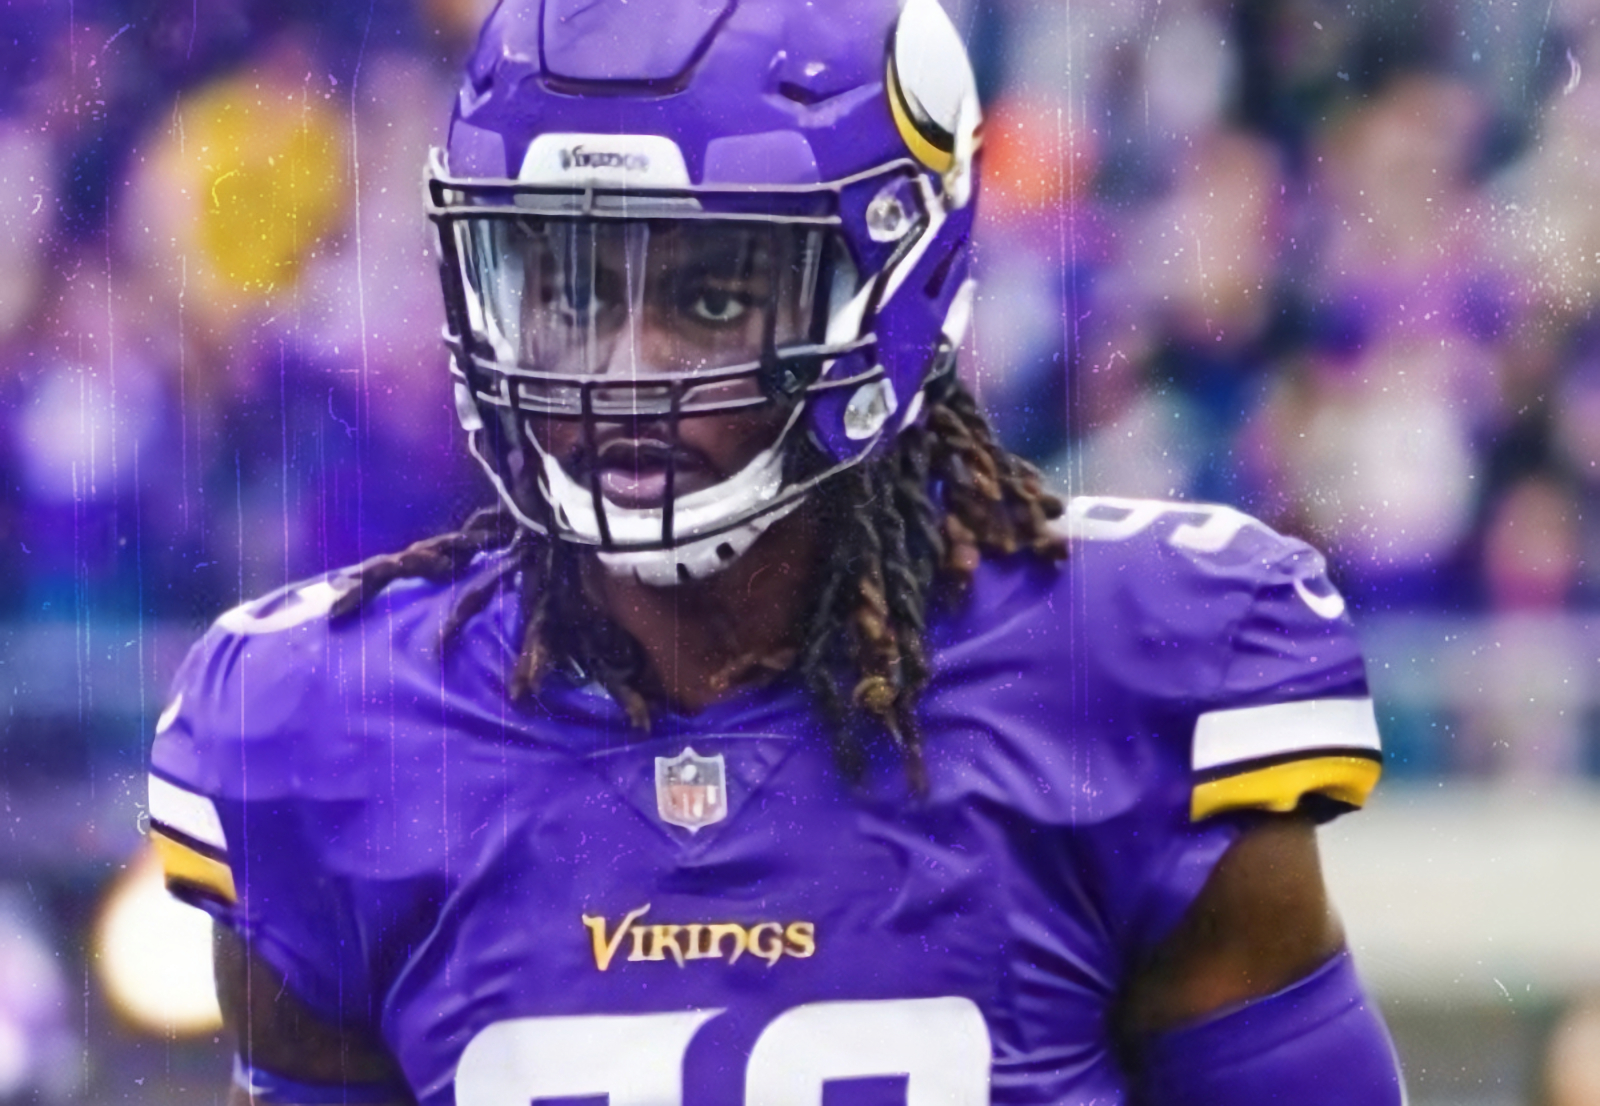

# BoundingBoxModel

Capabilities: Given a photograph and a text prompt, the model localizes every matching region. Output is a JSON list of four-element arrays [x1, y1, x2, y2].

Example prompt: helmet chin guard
[[433, 0, 982, 586], [595, 497, 807, 586], [533, 403, 811, 586]]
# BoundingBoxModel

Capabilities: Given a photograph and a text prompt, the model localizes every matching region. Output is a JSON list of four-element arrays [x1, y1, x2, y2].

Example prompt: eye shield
[[448, 216, 855, 419], [428, 156, 933, 423]]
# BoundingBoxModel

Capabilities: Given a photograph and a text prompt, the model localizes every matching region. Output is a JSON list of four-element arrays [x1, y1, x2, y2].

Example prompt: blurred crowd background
[[1, 0, 1598, 1102]]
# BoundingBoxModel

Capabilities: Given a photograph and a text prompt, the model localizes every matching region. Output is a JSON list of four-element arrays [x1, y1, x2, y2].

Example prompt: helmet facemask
[[430, 159, 935, 586]]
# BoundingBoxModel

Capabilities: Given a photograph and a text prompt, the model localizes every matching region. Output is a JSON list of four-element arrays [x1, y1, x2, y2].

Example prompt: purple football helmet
[[429, 0, 981, 585]]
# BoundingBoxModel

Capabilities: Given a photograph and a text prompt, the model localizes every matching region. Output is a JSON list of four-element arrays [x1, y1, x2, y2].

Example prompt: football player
[[148, 0, 1406, 1102]]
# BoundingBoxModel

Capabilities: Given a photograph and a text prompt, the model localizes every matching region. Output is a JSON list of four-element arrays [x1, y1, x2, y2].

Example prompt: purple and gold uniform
[[149, 497, 1383, 1105]]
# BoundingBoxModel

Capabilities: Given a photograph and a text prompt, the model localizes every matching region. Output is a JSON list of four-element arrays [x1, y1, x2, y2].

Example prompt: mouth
[[575, 435, 715, 509]]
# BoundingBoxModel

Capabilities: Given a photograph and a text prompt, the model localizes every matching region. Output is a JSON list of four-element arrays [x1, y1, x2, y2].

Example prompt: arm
[[1120, 812, 1341, 1031], [149, 605, 417, 1105], [215, 927, 415, 1106], [1117, 813, 1403, 1104]]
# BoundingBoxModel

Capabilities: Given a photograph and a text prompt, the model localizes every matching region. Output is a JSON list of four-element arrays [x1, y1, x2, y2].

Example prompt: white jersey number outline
[[1061, 496, 1262, 553], [1061, 496, 1347, 620], [454, 997, 991, 1106], [214, 578, 355, 636]]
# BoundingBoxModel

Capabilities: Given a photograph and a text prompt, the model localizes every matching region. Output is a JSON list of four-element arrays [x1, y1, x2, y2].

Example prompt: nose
[[594, 312, 688, 380], [587, 315, 686, 423], [595, 319, 644, 377]]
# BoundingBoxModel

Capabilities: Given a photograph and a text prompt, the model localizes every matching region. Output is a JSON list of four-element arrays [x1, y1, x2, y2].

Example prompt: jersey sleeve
[[1188, 536, 1382, 822], [147, 579, 376, 1026], [1052, 496, 1384, 955], [1065, 495, 1384, 824]]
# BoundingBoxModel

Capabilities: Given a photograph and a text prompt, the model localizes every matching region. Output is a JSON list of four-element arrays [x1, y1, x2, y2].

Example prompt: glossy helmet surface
[[430, 0, 981, 585]]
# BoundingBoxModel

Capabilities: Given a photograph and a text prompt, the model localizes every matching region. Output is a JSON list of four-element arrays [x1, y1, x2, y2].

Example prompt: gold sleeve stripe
[[1190, 755, 1382, 822], [151, 828, 237, 904], [886, 58, 955, 174]]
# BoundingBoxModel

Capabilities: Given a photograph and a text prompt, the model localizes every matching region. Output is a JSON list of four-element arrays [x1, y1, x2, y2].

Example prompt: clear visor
[[455, 218, 851, 416]]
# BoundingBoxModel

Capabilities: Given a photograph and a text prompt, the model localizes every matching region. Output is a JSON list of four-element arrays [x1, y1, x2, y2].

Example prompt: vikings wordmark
[[557, 145, 650, 173], [582, 905, 816, 971]]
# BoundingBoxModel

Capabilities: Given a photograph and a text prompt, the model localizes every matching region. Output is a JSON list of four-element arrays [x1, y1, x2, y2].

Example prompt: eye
[[690, 286, 751, 325]]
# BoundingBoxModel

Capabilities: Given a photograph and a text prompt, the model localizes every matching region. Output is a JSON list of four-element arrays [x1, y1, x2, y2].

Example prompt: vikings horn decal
[[887, 0, 981, 199]]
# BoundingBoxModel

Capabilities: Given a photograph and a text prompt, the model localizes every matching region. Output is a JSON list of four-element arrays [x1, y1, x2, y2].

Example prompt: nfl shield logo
[[655, 748, 728, 832]]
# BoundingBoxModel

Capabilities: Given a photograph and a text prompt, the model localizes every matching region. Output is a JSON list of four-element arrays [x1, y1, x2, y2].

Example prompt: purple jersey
[[148, 497, 1382, 1105]]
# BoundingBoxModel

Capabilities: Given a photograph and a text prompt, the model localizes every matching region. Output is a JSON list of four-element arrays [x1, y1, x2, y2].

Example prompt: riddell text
[[582, 904, 816, 970]]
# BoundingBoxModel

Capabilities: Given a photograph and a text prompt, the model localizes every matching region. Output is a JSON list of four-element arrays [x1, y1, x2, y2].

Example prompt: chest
[[349, 661, 1134, 1106]]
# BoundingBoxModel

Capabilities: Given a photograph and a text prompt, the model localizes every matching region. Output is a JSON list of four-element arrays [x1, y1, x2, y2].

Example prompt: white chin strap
[[530, 406, 809, 588]]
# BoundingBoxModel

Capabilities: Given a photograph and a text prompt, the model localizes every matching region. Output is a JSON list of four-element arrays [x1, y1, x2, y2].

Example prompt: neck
[[585, 503, 823, 712]]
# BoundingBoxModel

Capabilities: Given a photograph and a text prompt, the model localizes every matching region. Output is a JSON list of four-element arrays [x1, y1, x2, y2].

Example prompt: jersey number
[[454, 997, 990, 1105], [1063, 496, 1264, 553], [1064, 496, 1347, 620], [215, 578, 354, 635]]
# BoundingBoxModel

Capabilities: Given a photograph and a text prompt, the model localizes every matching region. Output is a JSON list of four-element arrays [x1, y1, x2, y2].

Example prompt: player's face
[[512, 221, 811, 509]]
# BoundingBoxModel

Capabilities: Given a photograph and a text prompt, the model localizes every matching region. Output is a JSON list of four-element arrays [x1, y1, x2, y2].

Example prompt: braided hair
[[333, 377, 1066, 782]]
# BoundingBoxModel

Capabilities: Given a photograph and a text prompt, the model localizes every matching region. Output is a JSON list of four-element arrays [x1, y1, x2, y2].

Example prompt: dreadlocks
[[333, 377, 1066, 782]]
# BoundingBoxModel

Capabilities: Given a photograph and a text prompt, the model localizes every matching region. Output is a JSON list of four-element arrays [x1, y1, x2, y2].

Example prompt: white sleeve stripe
[[148, 775, 229, 853], [1192, 697, 1382, 771]]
